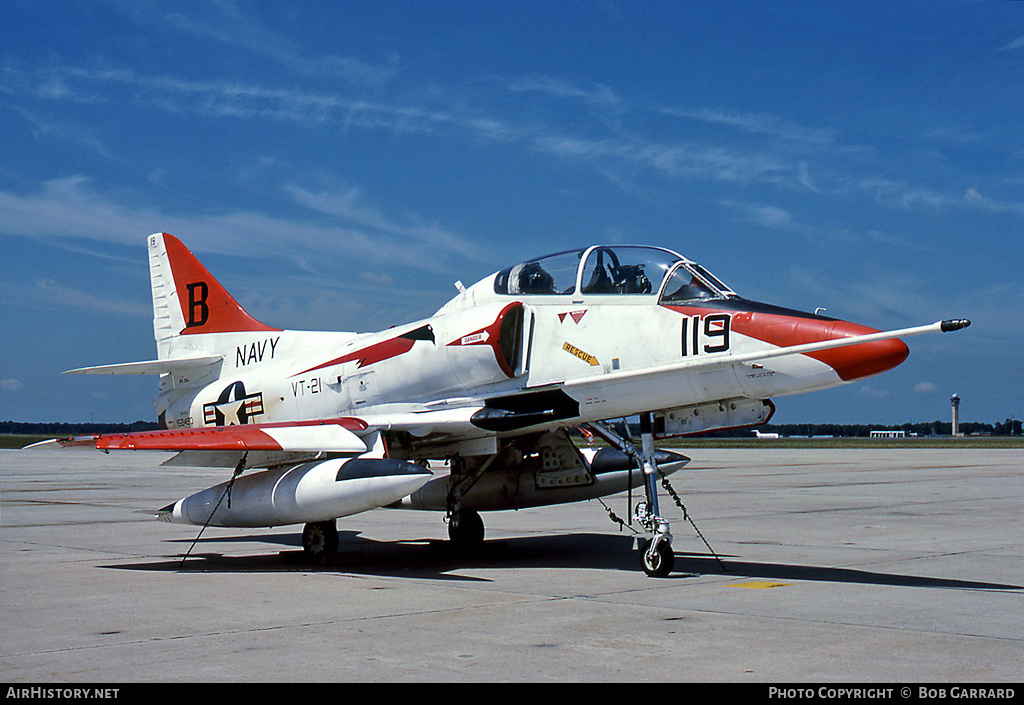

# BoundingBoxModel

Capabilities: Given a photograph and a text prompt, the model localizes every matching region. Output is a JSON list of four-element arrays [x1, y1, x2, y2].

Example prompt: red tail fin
[[159, 233, 280, 335]]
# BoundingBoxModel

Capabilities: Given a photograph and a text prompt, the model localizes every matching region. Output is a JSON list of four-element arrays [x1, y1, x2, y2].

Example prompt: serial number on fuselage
[[680, 313, 730, 356]]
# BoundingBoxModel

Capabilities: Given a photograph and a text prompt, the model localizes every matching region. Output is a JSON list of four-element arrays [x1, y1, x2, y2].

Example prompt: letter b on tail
[[185, 281, 210, 328]]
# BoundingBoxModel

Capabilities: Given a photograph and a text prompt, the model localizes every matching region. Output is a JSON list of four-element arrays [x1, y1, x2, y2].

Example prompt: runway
[[2, 446, 1021, 682]]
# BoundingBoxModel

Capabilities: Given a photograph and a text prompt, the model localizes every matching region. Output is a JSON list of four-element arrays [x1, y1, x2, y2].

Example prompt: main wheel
[[448, 509, 485, 548], [302, 520, 339, 557], [639, 538, 675, 577]]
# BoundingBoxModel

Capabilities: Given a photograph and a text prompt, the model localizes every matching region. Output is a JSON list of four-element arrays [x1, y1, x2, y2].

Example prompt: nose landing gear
[[638, 535, 675, 578], [586, 413, 678, 577]]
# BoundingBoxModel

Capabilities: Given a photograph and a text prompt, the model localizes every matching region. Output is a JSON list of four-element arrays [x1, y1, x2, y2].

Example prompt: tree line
[[0, 420, 160, 436], [755, 419, 1022, 437], [612, 418, 1022, 439]]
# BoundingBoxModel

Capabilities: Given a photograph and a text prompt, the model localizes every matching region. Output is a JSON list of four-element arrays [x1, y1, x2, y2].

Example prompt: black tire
[[447, 509, 485, 547], [639, 538, 675, 577], [302, 520, 339, 557]]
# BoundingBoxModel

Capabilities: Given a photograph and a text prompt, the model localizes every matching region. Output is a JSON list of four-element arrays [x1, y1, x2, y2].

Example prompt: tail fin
[[65, 234, 277, 375], [149, 233, 279, 352]]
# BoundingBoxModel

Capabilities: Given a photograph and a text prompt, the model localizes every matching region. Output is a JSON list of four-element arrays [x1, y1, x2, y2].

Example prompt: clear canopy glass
[[493, 245, 737, 301]]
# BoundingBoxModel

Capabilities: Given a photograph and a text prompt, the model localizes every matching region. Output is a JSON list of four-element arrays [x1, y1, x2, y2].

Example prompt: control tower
[[951, 394, 961, 437]]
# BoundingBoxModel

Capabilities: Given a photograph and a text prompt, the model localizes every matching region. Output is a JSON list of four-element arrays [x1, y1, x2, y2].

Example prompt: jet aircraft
[[56, 233, 969, 576]]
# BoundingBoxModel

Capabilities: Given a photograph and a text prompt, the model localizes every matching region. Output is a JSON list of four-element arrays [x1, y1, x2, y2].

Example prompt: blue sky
[[1, 1, 1021, 426]]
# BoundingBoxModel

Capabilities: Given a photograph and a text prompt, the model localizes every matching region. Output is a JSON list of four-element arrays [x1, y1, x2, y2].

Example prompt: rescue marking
[[562, 342, 599, 366]]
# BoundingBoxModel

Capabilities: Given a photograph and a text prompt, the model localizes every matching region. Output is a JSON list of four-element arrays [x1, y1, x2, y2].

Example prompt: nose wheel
[[638, 536, 675, 577]]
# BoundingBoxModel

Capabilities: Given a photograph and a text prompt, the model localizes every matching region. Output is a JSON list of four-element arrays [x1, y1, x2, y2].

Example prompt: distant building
[[870, 430, 906, 438]]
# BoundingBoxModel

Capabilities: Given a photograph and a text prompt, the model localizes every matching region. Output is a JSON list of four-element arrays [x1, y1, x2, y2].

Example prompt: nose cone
[[807, 321, 910, 381], [729, 303, 911, 382]]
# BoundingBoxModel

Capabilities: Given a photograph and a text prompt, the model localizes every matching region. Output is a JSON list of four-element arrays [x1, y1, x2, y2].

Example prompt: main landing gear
[[447, 508, 485, 548], [445, 453, 497, 550], [302, 520, 339, 557]]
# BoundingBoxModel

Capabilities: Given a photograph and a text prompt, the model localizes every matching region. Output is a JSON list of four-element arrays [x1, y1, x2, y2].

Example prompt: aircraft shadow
[[104, 530, 1022, 591], [106, 531, 636, 581], [672, 554, 1022, 592]]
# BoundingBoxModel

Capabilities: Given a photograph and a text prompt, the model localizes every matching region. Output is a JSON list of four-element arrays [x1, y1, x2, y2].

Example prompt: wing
[[58, 417, 370, 451], [54, 417, 373, 469], [47, 408, 486, 468]]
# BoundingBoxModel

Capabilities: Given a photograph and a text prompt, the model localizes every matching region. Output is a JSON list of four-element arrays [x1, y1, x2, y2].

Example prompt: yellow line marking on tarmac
[[727, 581, 791, 589]]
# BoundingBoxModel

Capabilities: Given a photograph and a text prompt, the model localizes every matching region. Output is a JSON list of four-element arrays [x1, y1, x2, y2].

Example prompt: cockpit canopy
[[493, 245, 737, 303]]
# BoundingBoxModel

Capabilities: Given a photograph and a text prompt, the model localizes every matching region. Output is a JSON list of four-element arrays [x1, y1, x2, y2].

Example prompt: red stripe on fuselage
[[294, 325, 436, 377], [294, 334, 418, 377], [664, 302, 909, 381]]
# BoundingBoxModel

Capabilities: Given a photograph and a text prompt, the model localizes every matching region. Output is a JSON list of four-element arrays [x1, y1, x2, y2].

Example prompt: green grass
[[1, 435, 57, 449]]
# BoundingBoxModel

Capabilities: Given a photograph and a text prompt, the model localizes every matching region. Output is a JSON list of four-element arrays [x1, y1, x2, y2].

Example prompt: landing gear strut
[[445, 454, 496, 549], [586, 413, 676, 577], [637, 413, 674, 576]]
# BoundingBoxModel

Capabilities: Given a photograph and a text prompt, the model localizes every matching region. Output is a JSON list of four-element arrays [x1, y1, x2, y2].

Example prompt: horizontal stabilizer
[[62, 356, 222, 376]]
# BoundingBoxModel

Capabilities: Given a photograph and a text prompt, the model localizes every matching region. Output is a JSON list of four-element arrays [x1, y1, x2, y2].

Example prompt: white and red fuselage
[[152, 241, 910, 450]]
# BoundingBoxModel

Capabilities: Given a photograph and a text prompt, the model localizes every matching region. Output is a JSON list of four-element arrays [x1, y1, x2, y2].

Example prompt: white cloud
[[858, 178, 950, 212], [282, 183, 489, 264], [662, 107, 836, 147], [153, 5, 401, 87], [857, 386, 891, 399], [963, 188, 984, 205], [14, 106, 114, 160], [1000, 35, 1024, 51], [914, 382, 937, 394], [507, 76, 623, 111], [0, 176, 485, 273], [0, 379, 25, 392], [858, 178, 1024, 218], [33, 278, 152, 318], [5, 58, 836, 194], [717, 200, 795, 228]]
